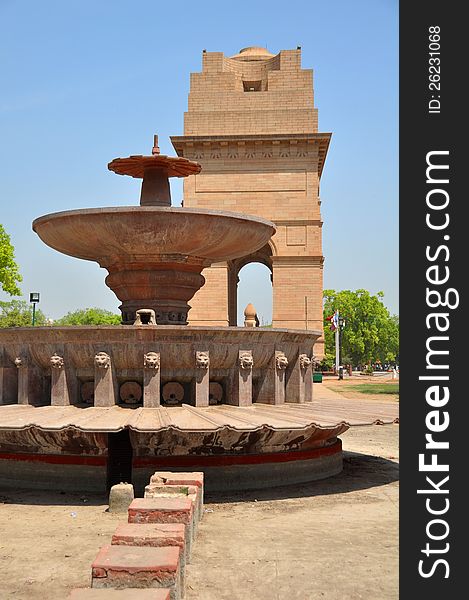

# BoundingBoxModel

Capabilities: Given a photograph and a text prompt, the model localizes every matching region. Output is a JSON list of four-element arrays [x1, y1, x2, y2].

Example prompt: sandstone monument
[[171, 46, 330, 356]]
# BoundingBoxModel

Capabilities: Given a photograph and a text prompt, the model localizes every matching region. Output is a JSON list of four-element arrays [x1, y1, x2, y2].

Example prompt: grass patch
[[330, 384, 399, 395]]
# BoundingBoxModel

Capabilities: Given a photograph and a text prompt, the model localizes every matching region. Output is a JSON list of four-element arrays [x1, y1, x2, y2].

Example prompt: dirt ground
[[0, 384, 399, 600]]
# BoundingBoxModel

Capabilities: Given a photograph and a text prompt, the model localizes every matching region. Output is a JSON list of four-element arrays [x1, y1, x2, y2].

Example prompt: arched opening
[[228, 242, 274, 327], [236, 263, 272, 326]]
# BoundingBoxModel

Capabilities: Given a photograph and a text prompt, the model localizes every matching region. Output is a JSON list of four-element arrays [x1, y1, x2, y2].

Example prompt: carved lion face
[[50, 354, 64, 369], [144, 352, 160, 370], [196, 351, 210, 369], [299, 354, 311, 370], [94, 351, 111, 369], [239, 351, 253, 370], [276, 353, 289, 370]]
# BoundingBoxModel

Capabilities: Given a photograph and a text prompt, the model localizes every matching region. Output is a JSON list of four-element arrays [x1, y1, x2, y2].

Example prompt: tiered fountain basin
[[0, 325, 399, 493], [33, 207, 275, 325]]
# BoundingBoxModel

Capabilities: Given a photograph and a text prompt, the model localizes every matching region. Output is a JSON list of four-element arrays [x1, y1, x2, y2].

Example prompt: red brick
[[128, 497, 195, 556], [150, 472, 204, 517], [91, 545, 180, 599], [112, 523, 186, 558], [144, 483, 201, 524]]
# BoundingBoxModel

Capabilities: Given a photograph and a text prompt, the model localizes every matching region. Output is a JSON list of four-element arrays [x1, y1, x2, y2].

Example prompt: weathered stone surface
[[149, 472, 204, 519], [112, 523, 185, 552], [112, 521, 188, 580], [128, 497, 194, 557], [91, 544, 181, 599], [109, 483, 135, 513], [144, 484, 200, 527]]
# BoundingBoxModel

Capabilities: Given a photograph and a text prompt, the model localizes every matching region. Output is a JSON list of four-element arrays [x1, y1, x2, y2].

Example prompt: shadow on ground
[[205, 450, 399, 504], [0, 450, 398, 507]]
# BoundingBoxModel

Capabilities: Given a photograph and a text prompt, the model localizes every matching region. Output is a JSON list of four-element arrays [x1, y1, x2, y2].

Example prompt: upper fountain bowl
[[33, 207, 276, 325], [32, 206, 275, 264]]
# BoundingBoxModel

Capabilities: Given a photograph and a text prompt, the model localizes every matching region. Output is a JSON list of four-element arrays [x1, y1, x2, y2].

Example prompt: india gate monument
[[171, 46, 330, 356]]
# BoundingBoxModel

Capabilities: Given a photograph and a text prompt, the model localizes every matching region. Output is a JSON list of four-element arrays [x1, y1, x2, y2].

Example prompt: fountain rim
[[0, 324, 322, 338], [32, 205, 277, 231]]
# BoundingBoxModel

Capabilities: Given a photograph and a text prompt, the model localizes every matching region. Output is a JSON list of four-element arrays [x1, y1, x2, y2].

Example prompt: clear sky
[[0, 0, 398, 322]]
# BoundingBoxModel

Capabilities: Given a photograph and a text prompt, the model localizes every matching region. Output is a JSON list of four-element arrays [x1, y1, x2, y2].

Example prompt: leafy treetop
[[0, 224, 22, 296], [55, 307, 121, 326], [0, 299, 47, 328], [323, 289, 399, 368]]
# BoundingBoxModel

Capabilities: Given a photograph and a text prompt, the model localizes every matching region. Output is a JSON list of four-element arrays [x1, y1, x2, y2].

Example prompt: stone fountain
[[0, 136, 398, 493], [33, 136, 275, 325]]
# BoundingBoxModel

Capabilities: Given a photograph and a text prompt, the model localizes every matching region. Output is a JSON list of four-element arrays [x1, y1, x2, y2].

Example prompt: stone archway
[[228, 243, 273, 326]]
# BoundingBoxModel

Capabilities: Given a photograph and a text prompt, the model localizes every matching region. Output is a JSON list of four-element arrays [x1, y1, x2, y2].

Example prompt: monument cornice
[[171, 133, 331, 177]]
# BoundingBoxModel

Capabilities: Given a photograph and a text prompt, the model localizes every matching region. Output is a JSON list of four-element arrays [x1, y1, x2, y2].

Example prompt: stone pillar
[[143, 351, 161, 408], [256, 351, 288, 405], [0, 348, 17, 405], [274, 351, 288, 404], [194, 351, 209, 407], [94, 351, 118, 407], [14, 355, 45, 406], [230, 350, 253, 406], [304, 354, 314, 403], [286, 352, 312, 404], [50, 353, 77, 406]]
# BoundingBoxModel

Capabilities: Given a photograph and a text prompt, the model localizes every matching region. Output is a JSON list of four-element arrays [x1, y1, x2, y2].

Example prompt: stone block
[[91, 544, 181, 600], [144, 484, 200, 527], [109, 482, 134, 514], [149, 472, 204, 517], [128, 497, 194, 557], [112, 522, 187, 586]]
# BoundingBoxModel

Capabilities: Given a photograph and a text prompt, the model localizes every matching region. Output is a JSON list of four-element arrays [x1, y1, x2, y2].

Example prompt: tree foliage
[[323, 289, 399, 367], [0, 299, 47, 328], [55, 307, 121, 326], [0, 224, 22, 296]]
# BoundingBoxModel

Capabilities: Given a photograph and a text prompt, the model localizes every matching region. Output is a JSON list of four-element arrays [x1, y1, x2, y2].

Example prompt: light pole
[[30, 292, 40, 326], [338, 316, 346, 379]]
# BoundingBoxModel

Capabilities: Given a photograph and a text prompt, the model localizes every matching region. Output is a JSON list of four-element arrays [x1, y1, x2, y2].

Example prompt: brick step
[[128, 497, 195, 556], [144, 484, 201, 526], [112, 522, 188, 590], [91, 544, 182, 600], [69, 589, 171, 599], [149, 472, 204, 523]]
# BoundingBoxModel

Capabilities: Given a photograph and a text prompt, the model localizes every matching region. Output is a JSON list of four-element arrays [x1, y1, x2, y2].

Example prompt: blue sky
[[0, 0, 398, 322]]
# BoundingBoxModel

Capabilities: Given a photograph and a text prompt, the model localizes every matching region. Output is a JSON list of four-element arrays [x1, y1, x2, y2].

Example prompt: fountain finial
[[152, 135, 160, 155]]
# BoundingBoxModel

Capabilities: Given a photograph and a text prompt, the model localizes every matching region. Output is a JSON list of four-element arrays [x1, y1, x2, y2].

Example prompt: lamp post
[[338, 316, 346, 380], [29, 292, 40, 326]]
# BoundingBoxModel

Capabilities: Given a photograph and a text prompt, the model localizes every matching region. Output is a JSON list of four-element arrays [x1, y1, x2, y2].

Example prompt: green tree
[[0, 224, 22, 296], [323, 289, 399, 367], [55, 307, 121, 325], [0, 299, 47, 328]]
